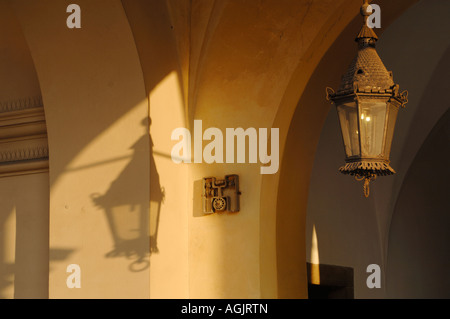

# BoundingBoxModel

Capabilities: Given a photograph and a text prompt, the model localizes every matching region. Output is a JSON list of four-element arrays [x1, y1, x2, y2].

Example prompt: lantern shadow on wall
[[91, 118, 164, 272], [326, 0, 408, 197]]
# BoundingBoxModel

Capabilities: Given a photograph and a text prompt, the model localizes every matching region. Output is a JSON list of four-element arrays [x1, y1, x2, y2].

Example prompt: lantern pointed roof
[[336, 1, 394, 95], [337, 45, 395, 94]]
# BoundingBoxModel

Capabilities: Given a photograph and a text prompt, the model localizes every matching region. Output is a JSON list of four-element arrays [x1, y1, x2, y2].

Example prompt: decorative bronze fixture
[[202, 175, 241, 213], [326, 1, 408, 197]]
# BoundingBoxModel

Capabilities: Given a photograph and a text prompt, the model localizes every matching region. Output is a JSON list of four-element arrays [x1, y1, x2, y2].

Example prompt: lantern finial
[[356, 1, 378, 45]]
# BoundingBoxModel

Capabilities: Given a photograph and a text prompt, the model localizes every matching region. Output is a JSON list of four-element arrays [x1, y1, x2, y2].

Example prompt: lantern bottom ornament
[[339, 160, 396, 198]]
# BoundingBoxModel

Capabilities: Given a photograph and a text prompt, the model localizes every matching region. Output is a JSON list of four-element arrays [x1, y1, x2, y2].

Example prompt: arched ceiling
[[189, 0, 360, 129]]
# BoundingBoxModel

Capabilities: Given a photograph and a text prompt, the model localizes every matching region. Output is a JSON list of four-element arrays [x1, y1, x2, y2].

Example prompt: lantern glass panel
[[337, 102, 360, 158], [384, 102, 399, 158], [359, 100, 387, 157]]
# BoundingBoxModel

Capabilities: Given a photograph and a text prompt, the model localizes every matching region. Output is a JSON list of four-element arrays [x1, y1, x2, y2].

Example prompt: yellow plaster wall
[[122, 0, 190, 298], [187, 0, 360, 299], [11, 0, 150, 298]]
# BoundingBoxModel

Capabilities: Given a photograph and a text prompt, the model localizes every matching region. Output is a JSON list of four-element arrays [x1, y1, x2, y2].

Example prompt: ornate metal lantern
[[326, 1, 408, 197]]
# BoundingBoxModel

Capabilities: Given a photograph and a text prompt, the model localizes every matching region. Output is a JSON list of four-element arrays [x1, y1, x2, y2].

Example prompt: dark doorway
[[307, 263, 354, 299]]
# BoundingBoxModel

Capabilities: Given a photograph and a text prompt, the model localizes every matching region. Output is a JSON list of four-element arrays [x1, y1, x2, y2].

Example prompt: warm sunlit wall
[[11, 0, 150, 298], [187, 0, 367, 299], [122, 0, 190, 298]]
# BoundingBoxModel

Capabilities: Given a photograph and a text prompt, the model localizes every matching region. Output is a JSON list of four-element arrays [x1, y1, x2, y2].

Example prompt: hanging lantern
[[326, 1, 408, 197]]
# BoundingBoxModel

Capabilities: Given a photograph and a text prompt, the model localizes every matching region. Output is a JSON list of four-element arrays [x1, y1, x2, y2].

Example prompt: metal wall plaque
[[202, 175, 240, 214]]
